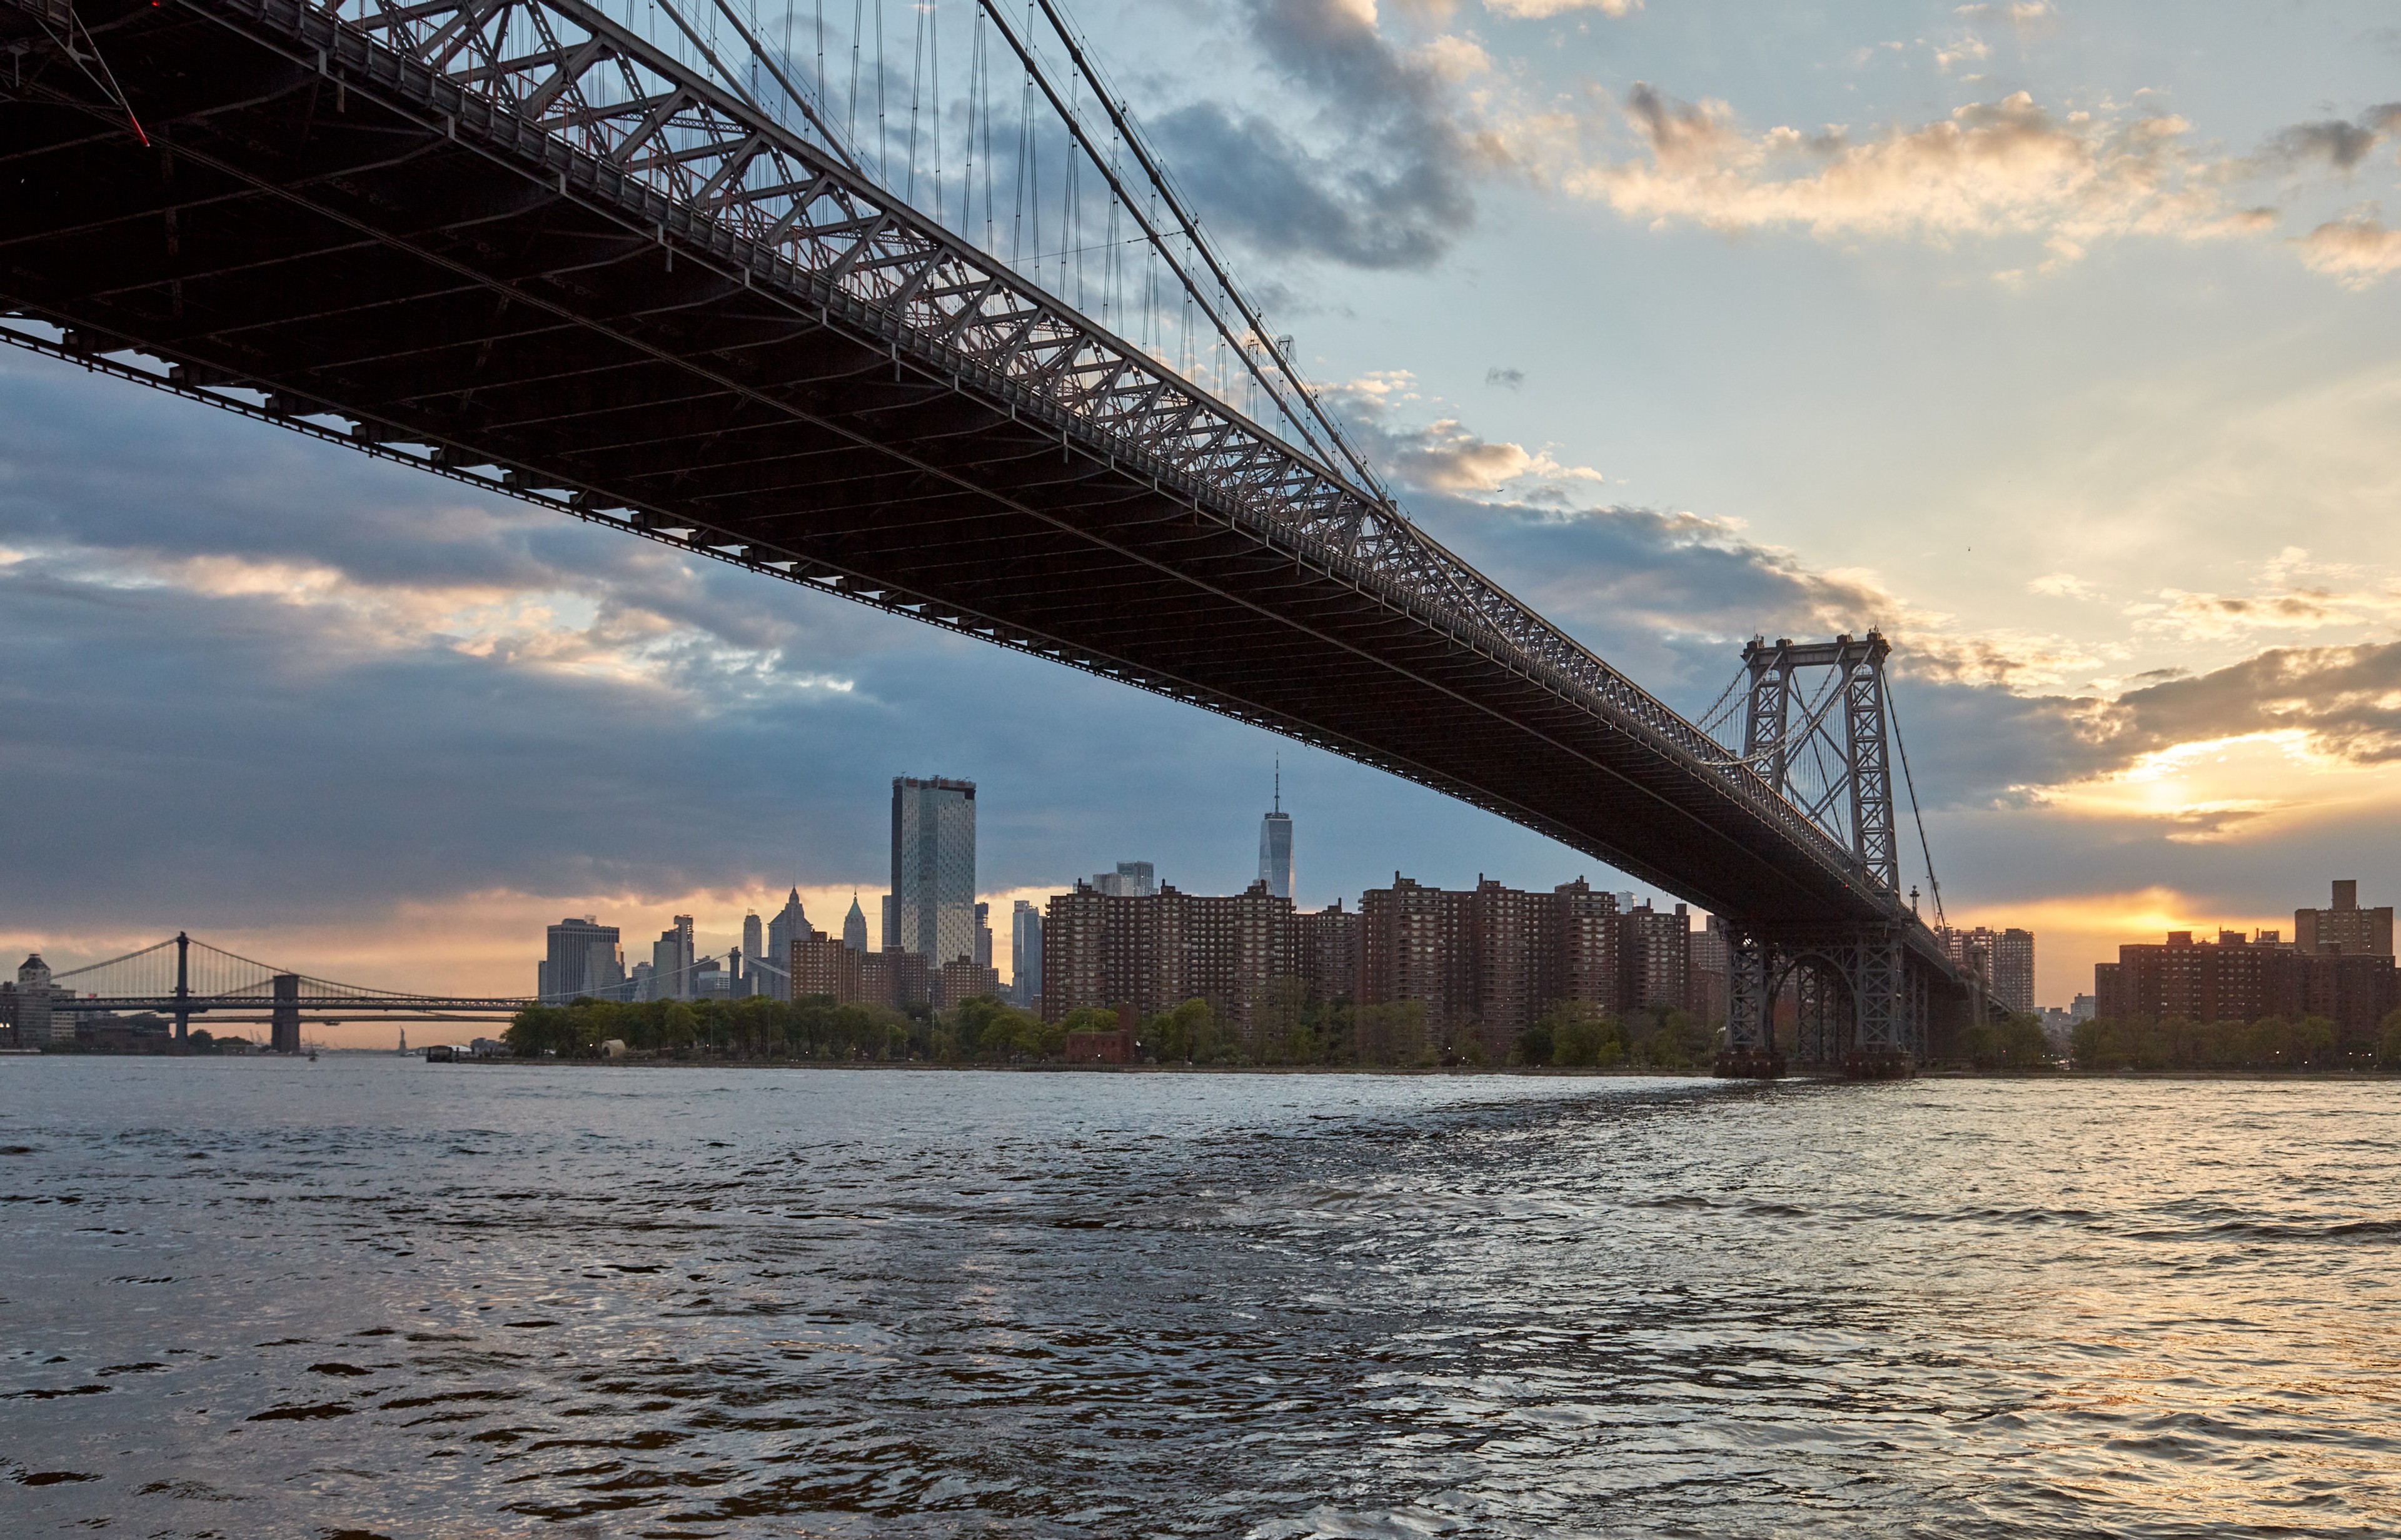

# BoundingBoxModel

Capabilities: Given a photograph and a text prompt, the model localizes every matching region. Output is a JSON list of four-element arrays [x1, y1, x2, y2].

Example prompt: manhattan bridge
[[0, 0, 2001, 1072]]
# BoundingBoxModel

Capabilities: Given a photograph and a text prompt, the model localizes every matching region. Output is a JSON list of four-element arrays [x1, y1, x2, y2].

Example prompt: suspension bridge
[[37, 933, 529, 1052], [1, 0, 1998, 1072]]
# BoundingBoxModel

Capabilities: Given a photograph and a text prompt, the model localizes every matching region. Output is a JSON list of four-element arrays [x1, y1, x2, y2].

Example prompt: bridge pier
[[1716, 923, 1934, 1080], [1714, 929, 1785, 1078], [270, 973, 301, 1054]]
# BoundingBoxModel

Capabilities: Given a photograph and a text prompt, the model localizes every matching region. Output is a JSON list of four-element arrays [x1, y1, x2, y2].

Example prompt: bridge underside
[[4, 0, 1963, 957]]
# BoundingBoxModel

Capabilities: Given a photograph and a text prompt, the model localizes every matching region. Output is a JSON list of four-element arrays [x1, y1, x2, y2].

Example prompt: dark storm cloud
[[2261, 105, 2401, 171], [1850, 643, 2401, 818], [1149, 0, 1492, 269], [2103, 643, 2401, 764]]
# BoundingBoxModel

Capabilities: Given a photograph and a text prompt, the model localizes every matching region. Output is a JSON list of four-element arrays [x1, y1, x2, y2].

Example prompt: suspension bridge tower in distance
[[1708, 632, 1962, 1079]]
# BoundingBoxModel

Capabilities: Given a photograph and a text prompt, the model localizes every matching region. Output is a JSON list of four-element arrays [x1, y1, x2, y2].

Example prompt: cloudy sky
[[7, 0, 2400, 1034]]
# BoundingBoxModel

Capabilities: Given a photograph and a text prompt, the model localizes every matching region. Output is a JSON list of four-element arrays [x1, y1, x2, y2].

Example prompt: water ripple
[[1, 1062, 2397, 1536]]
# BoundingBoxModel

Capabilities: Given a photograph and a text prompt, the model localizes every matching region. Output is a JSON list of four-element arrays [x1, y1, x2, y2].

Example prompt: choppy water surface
[[3, 1062, 2397, 1537]]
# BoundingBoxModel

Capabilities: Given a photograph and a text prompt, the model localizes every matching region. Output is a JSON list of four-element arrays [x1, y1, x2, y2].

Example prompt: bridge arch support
[[1719, 924, 1936, 1079]]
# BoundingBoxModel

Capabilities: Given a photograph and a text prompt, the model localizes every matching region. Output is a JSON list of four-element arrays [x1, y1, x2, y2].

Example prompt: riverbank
[[372, 1054, 2400, 1080]]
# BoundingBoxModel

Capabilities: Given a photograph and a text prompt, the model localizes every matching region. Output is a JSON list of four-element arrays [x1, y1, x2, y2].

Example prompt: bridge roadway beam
[[3, 0, 1943, 935]]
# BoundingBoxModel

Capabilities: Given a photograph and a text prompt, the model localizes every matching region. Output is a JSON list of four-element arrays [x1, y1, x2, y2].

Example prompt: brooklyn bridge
[[0, 0, 2000, 1072]]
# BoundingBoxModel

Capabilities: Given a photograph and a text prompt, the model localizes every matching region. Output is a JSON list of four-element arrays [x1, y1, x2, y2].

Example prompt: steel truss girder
[[46, 0, 1893, 912]]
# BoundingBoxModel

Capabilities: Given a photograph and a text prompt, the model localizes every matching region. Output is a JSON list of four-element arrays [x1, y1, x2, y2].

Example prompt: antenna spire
[[1273, 755, 1280, 814]]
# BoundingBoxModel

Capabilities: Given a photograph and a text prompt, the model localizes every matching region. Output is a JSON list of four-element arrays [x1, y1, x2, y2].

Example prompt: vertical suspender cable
[[977, 6, 994, 249], [1065, 69, 1080, 311], [1012, 27, 1028, 274], [930, 1, 942, 224], [1890, 681, 1946, 929], [965, 4, 980, 241], [906, 0, 922, 203], [997, 0, 1389, 502]]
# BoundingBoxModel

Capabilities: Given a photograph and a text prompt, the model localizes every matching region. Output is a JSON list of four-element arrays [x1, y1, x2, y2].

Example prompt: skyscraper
[[892, 775, 977, 967], [650, 929, 681, 999], [974, 902, 993, 971], [765, 888, 808, 999], [13, 954, 59, 1047], [1012, 899, 1044, 1009], [648, 915, 696, 999], [842, 895, 868, 953], [543, 917, 623, 1002], [1258, 760, 1293, 900], [1094, 861, 1155, 897], [741, 910, 763, 987]]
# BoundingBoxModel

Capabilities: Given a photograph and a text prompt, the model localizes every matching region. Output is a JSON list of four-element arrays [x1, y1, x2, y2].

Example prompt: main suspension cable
[[1889, 675, 1947, 927]]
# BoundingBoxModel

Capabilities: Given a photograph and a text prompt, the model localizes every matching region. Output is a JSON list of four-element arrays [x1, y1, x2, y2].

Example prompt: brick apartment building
[[1939, 925, 2035, 1015], [1042, 880, 1333, 1030], [2094, 883, 2397, 1052], [790, 930, 934, 1011], [1356, 875, 1700, 1060]]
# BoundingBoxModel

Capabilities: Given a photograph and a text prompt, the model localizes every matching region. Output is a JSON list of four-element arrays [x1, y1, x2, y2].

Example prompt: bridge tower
[[173, 930, 190, 1042], [270, 973, 301, 1055], [1718, 633, 1928, 1079]]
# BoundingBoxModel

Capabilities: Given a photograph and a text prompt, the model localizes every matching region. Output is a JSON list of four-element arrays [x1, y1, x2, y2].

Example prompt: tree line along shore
[[501, 993, 2401, 1072]]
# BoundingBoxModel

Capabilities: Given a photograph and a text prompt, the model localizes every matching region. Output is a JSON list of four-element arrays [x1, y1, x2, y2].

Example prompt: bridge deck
[[4, 0, 1942, 950]]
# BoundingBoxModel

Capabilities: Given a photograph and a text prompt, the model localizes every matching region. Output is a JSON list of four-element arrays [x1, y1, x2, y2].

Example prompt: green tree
[[1354, 1000, 1427, 1066], [1547, 1000, 1624, 1068]]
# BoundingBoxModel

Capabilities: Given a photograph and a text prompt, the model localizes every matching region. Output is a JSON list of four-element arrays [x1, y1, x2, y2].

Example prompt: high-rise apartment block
[[792, 925, 942, 1012], [865, 949, 930, 1010], [792, 928, 862, 1004], [1036, 873, 1703, 1059], [935, 954, 1002, 1011], [2095, 901, 2397, 1054], [541, 917, 623, 1002], [1294, 900, 1361, 1006], [892, 776, 977, 970], [1689, 915, 1733, 1030], [2296, 880, 2393, 957], [1042, 880, 1301, 1029], [1940, 926, 2035, 1015], [1358, 876, 1690, 1060]]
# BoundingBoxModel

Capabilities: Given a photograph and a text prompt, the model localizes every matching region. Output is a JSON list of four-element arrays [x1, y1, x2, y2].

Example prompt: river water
[[3, 1059, 2396, 1537]]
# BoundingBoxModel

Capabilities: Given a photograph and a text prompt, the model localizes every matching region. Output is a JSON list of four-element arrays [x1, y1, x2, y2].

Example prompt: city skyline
[[6, 3, 2398, 1039], [18, 754, 2377, 1045]]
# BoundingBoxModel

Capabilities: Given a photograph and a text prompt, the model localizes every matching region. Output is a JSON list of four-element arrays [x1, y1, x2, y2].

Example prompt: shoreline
[[104, 1054, 2400, 1082]]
